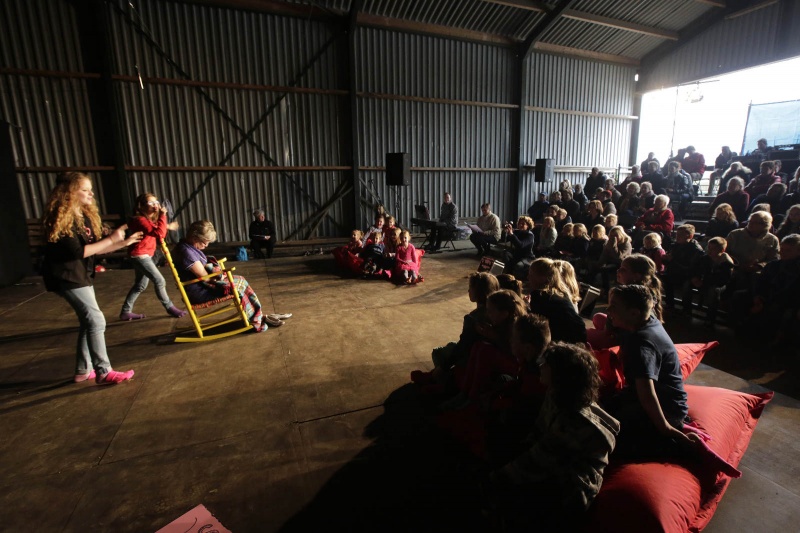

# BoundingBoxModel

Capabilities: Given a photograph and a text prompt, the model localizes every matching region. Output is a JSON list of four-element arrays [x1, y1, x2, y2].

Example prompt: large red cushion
[[586, 385, 773, 533], [676, 342, 718, 380], [593, 342, 718, 395]]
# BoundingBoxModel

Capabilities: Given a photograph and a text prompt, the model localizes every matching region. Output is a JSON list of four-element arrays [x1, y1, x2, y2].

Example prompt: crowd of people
[[38, 161, 796, 526], [41, 173, 290, 386], [408, 254, 718, 528], [332, 212, 424, 283]]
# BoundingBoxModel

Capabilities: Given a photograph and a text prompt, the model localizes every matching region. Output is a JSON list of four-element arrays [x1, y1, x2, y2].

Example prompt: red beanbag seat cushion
[[585, 384, 773, 533], [332, 246, 364, 275], [593, 342, 719, 395], [676, 342, 718, 380]]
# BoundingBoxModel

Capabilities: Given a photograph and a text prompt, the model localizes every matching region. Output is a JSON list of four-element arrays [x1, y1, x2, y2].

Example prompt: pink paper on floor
[[156, 504, 232, 533]]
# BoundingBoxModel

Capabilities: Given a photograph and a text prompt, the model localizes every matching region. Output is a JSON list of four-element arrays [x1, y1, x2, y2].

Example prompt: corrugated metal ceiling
[[278, 0, 722, 61]]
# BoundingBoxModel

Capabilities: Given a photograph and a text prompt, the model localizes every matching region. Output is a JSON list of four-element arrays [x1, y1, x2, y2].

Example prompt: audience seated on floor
[[663, 224, 704, 308], [528, 258, 587, 344], [586, 254, 662, 350], [684, 236, 734, 327], [728, 233, 800, 344], [639, 232, 665, 275], [585, 226, 631, 294], [411, 272, 500, 386]]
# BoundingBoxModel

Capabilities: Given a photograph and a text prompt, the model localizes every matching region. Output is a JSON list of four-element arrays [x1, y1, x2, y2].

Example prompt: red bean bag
[[332, 246, 364, 275], [593, 342, 719, 395], [585, 384, 773, 533]]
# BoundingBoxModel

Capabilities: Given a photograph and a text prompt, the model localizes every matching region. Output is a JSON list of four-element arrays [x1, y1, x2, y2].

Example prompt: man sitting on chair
[[470, 202, 502, 256], [427, 192, 459, 251], [249, 209, 276, 259]]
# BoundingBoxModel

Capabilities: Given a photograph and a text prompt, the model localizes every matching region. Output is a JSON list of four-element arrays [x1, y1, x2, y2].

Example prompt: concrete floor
[[0, 241, 798, 532]]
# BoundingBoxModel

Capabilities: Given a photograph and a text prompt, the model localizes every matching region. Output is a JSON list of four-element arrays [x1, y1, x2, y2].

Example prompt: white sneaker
[[268, 313, 292, 320], [263, 316, 285, 327]]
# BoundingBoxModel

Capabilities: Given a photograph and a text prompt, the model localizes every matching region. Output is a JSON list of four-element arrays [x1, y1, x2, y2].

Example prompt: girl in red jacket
[[119, 193, 187, 320]]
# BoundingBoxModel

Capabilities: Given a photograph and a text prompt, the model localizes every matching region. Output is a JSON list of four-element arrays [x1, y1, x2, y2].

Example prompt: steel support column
[[73, 0, 132, 216], [343, 1, 363, 230]]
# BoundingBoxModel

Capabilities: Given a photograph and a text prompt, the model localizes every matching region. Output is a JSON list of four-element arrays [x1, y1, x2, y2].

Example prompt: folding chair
[[160, 240, 252, 342]]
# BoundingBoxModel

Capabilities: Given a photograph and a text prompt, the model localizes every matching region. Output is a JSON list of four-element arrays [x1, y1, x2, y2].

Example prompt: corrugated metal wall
[[520, 52, 635, 212], [107, 0, 345, 242], [355, 28, 517, 223], [0, 0, 103, 218], [640, 1, 796, 92], [3, 0, 641, 241]]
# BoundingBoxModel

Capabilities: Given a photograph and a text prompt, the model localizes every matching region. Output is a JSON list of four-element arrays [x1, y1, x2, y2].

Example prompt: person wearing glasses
[[119, 192, 187, 321], [171, 220, 290, 330]]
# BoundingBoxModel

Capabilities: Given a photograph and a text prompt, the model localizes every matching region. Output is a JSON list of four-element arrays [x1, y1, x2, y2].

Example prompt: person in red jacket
[[681, 145, 706, 184], [634, 194, 675, 249], [745, 160, 782, 198], [119, 192, 187, 321]]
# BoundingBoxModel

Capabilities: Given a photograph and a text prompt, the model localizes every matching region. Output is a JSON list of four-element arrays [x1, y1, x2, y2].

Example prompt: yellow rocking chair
[[160, 239, 253, 342]]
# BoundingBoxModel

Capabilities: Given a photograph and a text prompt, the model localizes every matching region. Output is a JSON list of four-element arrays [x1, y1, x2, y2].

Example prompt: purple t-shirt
[[172, 241, 219, 303]]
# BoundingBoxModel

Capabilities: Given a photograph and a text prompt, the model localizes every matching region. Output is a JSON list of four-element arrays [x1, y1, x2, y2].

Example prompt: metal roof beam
[[520, 0, 576, 58], [725, 0, 778, 19], [533, 42, 640, 66], [562, 10, 679, 40], [694, 0, 726, 7], [641, 0, 752, 73], [481, 0, 679, 40], [356, 12, 515, 46]]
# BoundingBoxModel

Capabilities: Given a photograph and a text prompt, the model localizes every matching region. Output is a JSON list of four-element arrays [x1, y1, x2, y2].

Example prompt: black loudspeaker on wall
[[535, 158, 555, 183], [386, 152, 411, 186]]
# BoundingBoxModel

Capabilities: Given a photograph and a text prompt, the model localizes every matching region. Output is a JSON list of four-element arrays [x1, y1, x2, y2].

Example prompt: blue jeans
[[59, 286, 112, 375], [121, 255, 174, 313]]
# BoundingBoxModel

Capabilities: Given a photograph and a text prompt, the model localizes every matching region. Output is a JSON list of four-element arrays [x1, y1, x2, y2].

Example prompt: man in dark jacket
[[249, 209, 276, 259]]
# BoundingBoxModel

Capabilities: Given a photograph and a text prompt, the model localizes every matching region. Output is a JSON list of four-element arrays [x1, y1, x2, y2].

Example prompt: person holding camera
[[119, 192, 187, 321], [501, 216, 536, 277]]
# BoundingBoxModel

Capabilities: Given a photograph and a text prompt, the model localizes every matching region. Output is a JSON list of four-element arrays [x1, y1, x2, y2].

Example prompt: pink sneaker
[[96, 369, 135, 385], [74, 370, 96, 383], [167, 306, 188, 318]]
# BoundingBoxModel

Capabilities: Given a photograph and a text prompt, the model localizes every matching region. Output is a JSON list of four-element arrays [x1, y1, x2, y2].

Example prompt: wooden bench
[[27, 214, 126, 272]]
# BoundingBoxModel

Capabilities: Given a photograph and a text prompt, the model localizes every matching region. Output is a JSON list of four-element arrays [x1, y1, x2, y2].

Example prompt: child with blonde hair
[[568, 223, 590, 259], [537, 216, 558, 256], [553, 259, 581, 307], [442, 290, 529, 409], [528, 258, 587, 343], [604, 214, 618, 234], [584, 225, 608, 275], [395, 229, 421, 284], [641, 232, 665, 274], [347, 229, 364, 253], [555, 223, 574, 255]]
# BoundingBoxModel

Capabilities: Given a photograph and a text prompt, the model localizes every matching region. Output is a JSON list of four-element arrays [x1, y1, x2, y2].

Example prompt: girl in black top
[[42, 173, 142, 385]]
